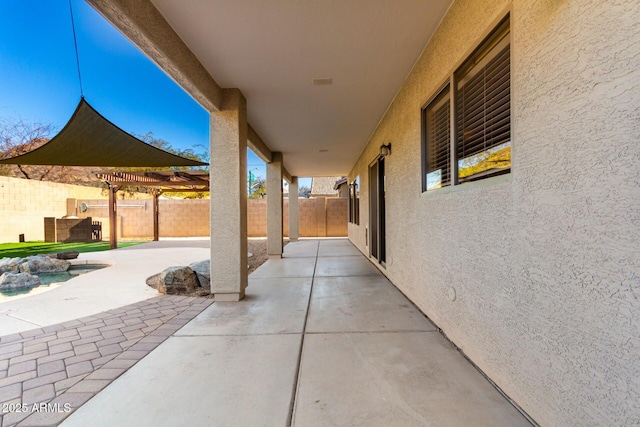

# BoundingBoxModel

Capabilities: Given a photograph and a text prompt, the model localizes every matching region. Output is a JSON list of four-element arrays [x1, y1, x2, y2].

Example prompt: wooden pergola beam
[[99, 171, 209, 245], [99, 180, 208, 188], [159, 188, 210, 193]]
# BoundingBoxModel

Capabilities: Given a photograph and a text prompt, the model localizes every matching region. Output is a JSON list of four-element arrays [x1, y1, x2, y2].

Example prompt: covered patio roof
[[86, 0, 453, 176]]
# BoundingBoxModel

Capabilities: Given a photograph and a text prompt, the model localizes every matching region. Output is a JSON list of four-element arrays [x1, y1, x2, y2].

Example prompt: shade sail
[[0, 98, 208, 167]]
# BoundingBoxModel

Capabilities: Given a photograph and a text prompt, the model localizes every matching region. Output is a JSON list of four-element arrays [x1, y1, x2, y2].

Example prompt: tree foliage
[[458, 143, 511, 180], [135, 132, 209, 169], [116, 132, 210, 199], [299, 185, 311, 197], [248, 176, 266, 199]]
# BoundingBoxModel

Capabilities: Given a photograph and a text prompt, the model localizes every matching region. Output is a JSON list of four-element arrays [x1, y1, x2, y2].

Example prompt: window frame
[[421, 13, 511, 193], [421, 82, 452, 192]]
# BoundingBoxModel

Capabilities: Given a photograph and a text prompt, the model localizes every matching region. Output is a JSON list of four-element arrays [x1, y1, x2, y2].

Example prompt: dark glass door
[[369, 157, 386, 265]]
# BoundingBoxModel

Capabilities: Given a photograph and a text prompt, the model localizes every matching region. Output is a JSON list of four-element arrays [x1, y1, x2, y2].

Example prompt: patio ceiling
[[143, 0, 453, 176]]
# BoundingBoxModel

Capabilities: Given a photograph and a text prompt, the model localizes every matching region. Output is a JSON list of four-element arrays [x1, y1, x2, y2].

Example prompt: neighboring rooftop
[[310, 176, 344, 197]]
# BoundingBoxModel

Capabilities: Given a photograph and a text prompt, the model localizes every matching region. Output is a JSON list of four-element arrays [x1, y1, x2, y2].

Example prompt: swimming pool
[[0, 263, 108, 302]]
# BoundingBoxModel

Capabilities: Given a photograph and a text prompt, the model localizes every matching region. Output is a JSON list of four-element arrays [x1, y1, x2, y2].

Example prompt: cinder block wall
[[299, 199, 319, 237], [247, 199, 267, 237], [159, 199, 210, 237], [74, 199, 150, 238], [0, 177, 347, 241], [0, 176, 106, 242], [326, 198, 348, 237], [247, 197, 347, 238]]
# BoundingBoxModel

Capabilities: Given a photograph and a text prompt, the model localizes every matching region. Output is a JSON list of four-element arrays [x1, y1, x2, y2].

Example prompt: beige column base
[[214, 291, 245, 302]]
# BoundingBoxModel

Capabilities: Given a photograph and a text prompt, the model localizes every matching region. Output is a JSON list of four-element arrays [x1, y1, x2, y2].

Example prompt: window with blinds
[[455, 16, 510, 182], [421, 15, 510, 193], [424, 85, 451, 190]]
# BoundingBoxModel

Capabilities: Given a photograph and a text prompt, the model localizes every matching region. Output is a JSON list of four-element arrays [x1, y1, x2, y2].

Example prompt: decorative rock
[[56, 251, 80, 260], [146, 273, 163, 291], [189, 260, 210, 289], [19, 256, 70, 274], [0, 272, 41, 290], [146, 266, 199, 295], [0, 257, 24, 274]]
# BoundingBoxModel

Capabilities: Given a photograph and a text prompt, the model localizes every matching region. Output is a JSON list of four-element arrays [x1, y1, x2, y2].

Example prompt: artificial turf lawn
[[0, 241, 145, 258]]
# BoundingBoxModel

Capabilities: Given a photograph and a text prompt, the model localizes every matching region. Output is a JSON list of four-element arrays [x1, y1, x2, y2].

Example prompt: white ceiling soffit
[[151, 0, 453, 176]]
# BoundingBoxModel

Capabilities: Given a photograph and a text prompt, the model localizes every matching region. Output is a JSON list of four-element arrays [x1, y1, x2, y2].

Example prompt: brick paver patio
[[0, 295, 213, 427]]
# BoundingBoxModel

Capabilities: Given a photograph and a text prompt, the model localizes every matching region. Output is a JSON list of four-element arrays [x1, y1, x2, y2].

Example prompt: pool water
[[0, 264, 108, 302]]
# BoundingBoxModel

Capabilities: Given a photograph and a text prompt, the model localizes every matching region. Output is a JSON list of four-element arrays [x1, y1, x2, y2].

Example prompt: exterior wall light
[[379, 143, 392, 158]]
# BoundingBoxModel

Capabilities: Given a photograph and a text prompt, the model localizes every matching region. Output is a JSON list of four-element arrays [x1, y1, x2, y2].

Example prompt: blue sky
[[0, 0, 272, 180]]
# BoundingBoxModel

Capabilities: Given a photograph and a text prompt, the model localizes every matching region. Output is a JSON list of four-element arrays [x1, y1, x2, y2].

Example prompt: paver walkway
[[0, 296, 212, 426]]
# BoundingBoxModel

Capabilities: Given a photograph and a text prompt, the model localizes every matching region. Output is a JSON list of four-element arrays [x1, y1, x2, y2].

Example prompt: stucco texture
[[348, 0, 640, 425]]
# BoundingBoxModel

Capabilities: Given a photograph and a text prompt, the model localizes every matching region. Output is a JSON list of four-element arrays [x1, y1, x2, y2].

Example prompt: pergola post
[[153, 191, 160, 241], [289, 176, 299, 242], [107, 183, 120, 249], [267, 152, 283, 258], [210, 89, 248, 301]]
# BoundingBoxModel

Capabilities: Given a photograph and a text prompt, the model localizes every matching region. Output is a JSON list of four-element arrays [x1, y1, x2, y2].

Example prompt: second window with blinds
[[422, 15, 511, 192]]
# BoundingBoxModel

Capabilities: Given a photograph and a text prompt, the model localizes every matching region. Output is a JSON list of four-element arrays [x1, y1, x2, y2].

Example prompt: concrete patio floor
[[52, 239, 530, 426]]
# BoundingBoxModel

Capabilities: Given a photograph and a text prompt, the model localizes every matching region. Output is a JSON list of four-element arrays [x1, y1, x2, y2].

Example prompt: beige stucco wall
[[0, 176, 106, 242], [348, 0, 640, 425]]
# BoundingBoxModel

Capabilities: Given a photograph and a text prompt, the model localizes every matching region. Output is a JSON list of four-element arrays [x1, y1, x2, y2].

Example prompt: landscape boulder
[[0, 257, 24, 275], [145, 266, 199, 295], [145, 273, 164, 291], [189, 260, 210, 290], [19, 256, 70, 274], [55, 251, 80, 260], [0, 272, 41, 290]]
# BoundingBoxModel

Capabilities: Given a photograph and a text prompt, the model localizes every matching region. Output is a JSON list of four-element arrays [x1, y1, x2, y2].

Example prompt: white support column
[[288, 176, 299, 242], [210, 89, 248, 301], [267, 152, 283, 258]]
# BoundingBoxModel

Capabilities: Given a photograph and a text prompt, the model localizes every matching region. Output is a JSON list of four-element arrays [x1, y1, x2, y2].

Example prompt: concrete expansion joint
[[303, 330, 440, 335], [175, 332, 303, 338]]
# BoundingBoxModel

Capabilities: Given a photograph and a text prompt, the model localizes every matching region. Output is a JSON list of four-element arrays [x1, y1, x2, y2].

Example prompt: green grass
[[0, 241, 146, 259]]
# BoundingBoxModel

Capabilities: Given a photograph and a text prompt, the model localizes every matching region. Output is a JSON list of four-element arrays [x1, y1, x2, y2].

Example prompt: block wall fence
[[0, 176, 106, 243], [0, 176, 346, 242]]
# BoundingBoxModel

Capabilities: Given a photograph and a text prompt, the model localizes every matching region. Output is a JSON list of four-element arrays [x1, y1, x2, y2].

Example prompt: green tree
[[249, 176, 266, 199], [299, 185, 311, 198], [115, 132, 210, 199], [135, 132, 209, 170]]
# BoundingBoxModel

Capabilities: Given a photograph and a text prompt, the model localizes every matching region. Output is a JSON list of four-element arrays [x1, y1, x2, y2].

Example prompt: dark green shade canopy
[[0, 98, 208, 167]]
